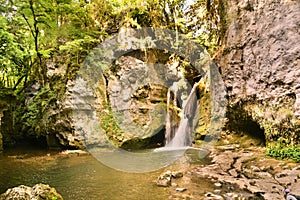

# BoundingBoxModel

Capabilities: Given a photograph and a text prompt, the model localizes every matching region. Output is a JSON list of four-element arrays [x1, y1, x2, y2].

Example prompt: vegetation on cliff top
[[0, 0, 226, 145]]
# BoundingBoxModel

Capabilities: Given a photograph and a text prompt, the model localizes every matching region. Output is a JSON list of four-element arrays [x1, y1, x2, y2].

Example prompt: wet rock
[[156, 170, 184, 187], [0, 184, 63, 200]]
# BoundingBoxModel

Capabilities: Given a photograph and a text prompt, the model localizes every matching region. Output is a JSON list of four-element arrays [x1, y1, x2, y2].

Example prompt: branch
[[21, 13, 36, 39]]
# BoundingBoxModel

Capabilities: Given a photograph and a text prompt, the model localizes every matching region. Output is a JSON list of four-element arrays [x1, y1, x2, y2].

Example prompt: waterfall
[[165, 88, 178, 145], [165, 83, 198, 147], [165, 89, 172, 144]]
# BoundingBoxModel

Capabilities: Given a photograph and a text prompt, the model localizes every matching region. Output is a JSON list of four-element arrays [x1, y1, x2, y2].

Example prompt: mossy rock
[[0, 184, 63, 200]]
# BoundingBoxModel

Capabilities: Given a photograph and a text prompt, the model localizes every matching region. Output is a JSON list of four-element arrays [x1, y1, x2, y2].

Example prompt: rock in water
[[156, 171, 172, 187], [156, 170, 184, 187], [0, 184, 63, 200]]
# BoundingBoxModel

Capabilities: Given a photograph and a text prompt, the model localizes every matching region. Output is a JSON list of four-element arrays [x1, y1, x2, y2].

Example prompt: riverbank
[[164, 145, 300, 200]]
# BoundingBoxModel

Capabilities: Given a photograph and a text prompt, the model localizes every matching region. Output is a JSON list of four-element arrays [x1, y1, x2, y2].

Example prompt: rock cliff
[[217, 0, 300, 144]]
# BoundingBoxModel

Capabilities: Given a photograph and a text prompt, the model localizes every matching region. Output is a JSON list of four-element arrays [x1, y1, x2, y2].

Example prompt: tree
[[0, 2, 32, 90]]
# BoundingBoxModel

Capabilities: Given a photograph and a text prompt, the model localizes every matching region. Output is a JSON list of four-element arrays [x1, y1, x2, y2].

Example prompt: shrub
[[266, 139, 300, 162]]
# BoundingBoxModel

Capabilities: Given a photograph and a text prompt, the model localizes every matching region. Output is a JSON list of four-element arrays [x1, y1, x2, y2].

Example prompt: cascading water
[[165, 82, 198, 147], [165, 89, 172, 144]]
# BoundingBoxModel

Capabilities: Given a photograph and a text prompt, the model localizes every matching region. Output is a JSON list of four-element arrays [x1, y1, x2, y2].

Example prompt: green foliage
[[185, 0, 228, 54], [20, 86, 57, 136], [0, 0, 229, 144], [266, 138, 300, 162], [99, 106, 124, 137], [0, 11, 32, 89]]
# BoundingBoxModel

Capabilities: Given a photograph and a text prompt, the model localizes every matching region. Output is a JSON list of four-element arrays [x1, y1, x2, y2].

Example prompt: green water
[[0, 148, 170, 200]]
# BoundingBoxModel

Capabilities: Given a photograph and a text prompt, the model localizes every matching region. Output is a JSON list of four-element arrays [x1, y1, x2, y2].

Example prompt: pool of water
[[0, 148, 171, 200], [0, 147, 212, 200]]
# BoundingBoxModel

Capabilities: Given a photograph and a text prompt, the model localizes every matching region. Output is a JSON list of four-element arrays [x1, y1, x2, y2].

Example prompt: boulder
[[0, 184, 63, 200]]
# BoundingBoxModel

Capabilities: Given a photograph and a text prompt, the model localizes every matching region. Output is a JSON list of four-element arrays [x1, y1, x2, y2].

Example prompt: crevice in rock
[[226, 104, 266, 146], [4, 135, 48, 150]]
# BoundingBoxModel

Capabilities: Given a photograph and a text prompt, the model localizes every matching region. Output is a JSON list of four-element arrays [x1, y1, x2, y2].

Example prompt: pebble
[[225, 192, 239, 198], [250, 165, 260, 172], [214, 189, 221, 194], [204, 192, 224, 200], [214, 182, 222, 187], [171, 183, 178, 187], [175, 187, 187, 192], [172, 171, 183, 178]]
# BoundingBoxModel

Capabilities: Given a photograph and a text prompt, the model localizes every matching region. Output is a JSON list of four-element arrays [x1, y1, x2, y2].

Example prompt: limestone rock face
[[217, 0, 300, 143], [100, 54, 173, 148], [0, 184, 63, 200], [108, 57, 166, 129]]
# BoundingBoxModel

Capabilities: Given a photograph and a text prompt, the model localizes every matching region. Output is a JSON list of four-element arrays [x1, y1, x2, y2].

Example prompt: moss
[[19, 87, 57, 137], [246, 102, 300, 145], [194, 81, 212, 141]]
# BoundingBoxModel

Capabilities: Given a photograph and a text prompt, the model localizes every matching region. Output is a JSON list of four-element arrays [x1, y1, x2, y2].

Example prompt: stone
[[172, 171, 183, 178], [171, 183, 178, 187], [205, 192, 224, 200], [214, 182, 222, 188], [156, 177, 171, 187], [213, 189, 221, 194], [156, 171, 172, 187], [175, 188, 187, 192], [250, 165, 260, 172], [0, 184, 63, 200], [192, 148, 295, 200]]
